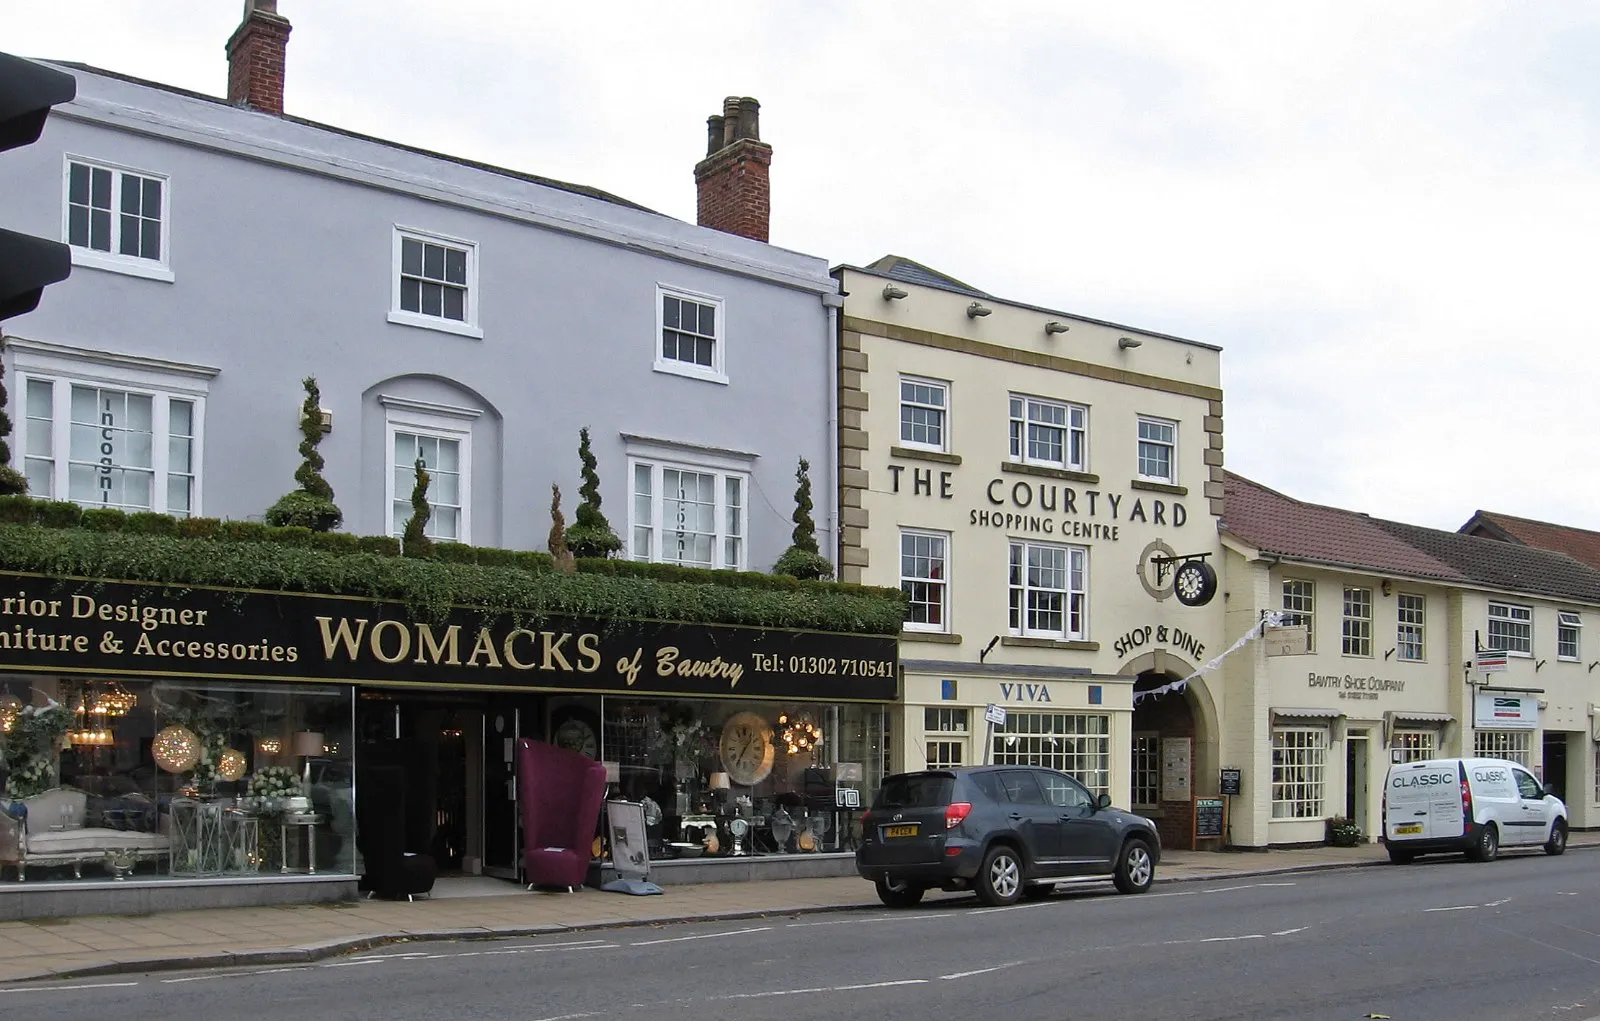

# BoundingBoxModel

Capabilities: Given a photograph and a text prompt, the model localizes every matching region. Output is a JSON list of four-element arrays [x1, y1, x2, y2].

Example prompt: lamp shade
[[603, 760, 621, 783], [709, 771, 731, 790], [291, 731, 325, 757]]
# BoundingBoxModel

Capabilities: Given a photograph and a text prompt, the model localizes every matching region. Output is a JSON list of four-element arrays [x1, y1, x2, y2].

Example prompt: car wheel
[[975, 845, 1024, 906], [1021, 883, 1055, 901], [1113, 837, 1155, 894], [1469, 823, 1499, 863], [874, 876, 925, 908], [1387, 846, 1415, 865], [1545, 821, 1568, 856]]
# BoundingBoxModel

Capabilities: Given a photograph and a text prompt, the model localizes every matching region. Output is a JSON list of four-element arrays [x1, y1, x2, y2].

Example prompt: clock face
[[718, 712, 775, 787], [553, 714, 599, 759]]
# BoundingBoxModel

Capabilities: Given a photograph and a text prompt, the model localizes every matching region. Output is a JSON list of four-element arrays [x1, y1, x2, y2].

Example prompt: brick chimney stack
[[226, 0, 292, 114], [694, 96, 772, 243]]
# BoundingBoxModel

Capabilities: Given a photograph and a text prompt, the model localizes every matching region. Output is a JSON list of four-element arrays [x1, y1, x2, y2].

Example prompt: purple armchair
[[516, 738, 607, 890]]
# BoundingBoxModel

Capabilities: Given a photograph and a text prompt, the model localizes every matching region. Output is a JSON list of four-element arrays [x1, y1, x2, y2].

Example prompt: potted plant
[[1326, 815, 1363, 847]]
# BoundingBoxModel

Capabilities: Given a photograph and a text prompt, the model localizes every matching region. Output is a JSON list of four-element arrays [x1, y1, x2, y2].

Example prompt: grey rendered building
[[3, 4, 840, 570]]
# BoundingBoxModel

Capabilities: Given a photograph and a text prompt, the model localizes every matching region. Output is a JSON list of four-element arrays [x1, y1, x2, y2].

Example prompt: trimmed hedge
[[0, 496, 906, 635]]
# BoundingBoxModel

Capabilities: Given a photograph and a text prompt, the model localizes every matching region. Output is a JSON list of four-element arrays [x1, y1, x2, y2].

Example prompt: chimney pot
[[736, 97, 760, 141], [694, 95, 773, 244], [226, 0, 292, 115]]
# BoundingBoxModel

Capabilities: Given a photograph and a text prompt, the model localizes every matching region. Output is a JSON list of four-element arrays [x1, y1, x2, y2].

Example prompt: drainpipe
[[822, 290, 842, 568]]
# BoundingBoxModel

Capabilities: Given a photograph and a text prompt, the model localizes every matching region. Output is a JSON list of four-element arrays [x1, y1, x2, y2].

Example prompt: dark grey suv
[[855, 766, 1161, 907]]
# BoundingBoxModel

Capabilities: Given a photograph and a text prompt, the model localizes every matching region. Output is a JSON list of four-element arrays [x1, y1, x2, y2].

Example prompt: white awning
[[1271, 706, 1343, 721], [1388, 711, 1453, 725]]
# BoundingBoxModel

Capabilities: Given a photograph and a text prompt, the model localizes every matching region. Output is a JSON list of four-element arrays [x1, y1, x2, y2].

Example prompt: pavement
[[0, 834, 1594, 986]]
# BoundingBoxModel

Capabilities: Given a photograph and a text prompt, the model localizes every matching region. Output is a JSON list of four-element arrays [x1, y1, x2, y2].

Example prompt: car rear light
[[945, 802, 973, 829], [1461, 763, 1473, 823], [859, 810, 871, 831]]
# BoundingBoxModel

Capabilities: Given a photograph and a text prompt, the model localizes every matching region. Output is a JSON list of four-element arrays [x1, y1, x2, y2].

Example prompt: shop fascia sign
[[1306, 670, 1406, 701], [0, 573, 898, 702], [887, 463, 1189, 543]]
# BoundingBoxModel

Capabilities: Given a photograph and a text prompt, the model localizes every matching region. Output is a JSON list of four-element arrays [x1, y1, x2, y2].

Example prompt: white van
[[1381, 757, 1567, 864]]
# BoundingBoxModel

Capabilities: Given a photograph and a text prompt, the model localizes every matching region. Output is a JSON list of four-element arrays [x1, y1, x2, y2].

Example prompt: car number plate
[[1393, 823, 1423, 835], [882, 824, 920, 839]]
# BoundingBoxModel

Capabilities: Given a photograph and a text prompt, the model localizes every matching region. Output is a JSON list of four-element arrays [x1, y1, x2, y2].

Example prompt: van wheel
[[975, 846, 1024, 906], [1113, 837, 1156, 894], [1387, 846, 1415, 865], [874, 876, 925, 908], [1469, 823, 1499, 862], [1545, 821, 1568, 856]]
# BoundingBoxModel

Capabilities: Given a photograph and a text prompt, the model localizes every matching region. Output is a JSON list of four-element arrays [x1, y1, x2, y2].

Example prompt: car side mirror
[[1096, 793, 1112, 810]]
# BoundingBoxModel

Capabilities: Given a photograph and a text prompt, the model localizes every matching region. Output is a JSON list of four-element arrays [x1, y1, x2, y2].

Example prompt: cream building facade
[[1222, 473, 1600, 848], [833, 257, 1229, 849]]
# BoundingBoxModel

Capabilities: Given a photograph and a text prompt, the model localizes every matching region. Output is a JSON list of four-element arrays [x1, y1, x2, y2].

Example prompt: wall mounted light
[[1117, 336, 1142, 349], [1044, 321, 1070, 335], [1589, 661, 1599, 673], [1535, 659, 1547, 672], [967, 301, 992, 318], [882, 284, 908, 301], [1381, 579, 1393, 596], [319, 409, 333, 433], [978, 635, 1000, 662]]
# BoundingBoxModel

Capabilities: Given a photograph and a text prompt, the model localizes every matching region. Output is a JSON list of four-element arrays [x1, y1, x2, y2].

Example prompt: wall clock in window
[[718, 711, 775, 787], [551, 706, 600, 759]]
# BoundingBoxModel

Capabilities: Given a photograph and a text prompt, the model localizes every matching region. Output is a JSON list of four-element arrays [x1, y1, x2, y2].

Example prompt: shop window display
[[599, 698, 887, 858], [0, 675, 354, 883]]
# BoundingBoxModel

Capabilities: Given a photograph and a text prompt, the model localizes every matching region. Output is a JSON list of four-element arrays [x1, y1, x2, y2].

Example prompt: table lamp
[[291, 730, 324, 790]]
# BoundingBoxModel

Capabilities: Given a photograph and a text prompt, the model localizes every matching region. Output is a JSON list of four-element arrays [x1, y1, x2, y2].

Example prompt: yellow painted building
[[833, 257, 1229, 849]]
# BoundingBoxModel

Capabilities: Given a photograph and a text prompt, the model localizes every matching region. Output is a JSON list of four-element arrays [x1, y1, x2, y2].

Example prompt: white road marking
[[348, 951, 432, 961], [1491, 926, 1600, 967], [161, 975, 224, 984], [711, 979, 928, 1000], [631, 926, 771, 946], [942, 960, 1029, 980], [529, 1013, 602, 1021], [321, 958, 390, 967], [1484, 898, 1511, 908], [0, 982, 140, 994], [1272, 927, 1308, 936], [786, 912, 963, 928], [499, 940, 610, 950], [1202, 882, 1298, 894], [1198, 934, 1267, 943], [533, 943, 621, 953], [1424, 905, 1478, 912]]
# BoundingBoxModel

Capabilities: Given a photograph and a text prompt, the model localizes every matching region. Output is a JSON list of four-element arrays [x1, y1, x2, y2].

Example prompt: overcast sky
[[9, 2, 1597, 531]]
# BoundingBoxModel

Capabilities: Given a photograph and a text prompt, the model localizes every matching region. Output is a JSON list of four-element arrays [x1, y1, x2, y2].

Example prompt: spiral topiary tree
[[774, 456, 833, 580], [0, 359, 25, 496], [265, 377, 343, 531], [548, 483, 576, 574], [565, 426, 622, 559], [401, 458, 433, 559]]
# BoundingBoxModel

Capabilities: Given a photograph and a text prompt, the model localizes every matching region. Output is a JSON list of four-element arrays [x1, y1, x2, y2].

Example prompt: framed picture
[[606, 800, 650, 879]]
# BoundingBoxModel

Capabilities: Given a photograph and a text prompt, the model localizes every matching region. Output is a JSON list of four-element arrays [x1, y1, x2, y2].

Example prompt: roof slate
[[49, 61, 655, 213], [1220, 473, 1464, 580], [1460, 511, 1600, 574], [865, 255, 991, 298], [1373, 518, 1600, 605], [1224, 473, 1600, 605]]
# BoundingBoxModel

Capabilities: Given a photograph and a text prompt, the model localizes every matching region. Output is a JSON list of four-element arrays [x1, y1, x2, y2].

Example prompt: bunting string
[[1132, 611, 1288, 704]]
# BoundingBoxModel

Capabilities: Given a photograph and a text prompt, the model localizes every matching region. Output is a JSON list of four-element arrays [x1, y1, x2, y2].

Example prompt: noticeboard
[[1219, 768, 1242, 797], [1194, 797, 1224, 841]]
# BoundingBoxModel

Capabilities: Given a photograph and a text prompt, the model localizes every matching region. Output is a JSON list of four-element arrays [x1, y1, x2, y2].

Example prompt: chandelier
[[89, 681, 137, 717], [778, 712, 824, 755], [0, 688, 21, 734]]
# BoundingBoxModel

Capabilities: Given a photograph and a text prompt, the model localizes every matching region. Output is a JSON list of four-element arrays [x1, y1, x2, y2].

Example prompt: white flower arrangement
[[248, 766, 300, 799]]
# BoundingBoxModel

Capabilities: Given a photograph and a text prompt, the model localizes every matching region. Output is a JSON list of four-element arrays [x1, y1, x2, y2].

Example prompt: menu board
[[1194, 797, 1225, 840]]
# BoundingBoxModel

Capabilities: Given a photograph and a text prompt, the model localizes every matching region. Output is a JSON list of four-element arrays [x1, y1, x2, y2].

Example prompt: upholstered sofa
[[516, 738, 607, 890], [0, 787, 170, 880]]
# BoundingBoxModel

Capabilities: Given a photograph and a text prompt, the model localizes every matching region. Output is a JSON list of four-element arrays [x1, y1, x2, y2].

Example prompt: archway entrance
[[1131, 671, 1202, 851]]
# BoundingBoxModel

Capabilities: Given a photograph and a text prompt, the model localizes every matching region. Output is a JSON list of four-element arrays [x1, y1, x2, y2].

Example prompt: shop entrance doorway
[[356, 691, 493, 876], [1131, 672, 1199, 850], [1543, 733, 1568, 803], [1345, 731, 1370, 838]]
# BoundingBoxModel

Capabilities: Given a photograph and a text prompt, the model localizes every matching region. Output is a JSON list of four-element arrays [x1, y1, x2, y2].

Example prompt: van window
[[875, 773, 954, 808], [1513, 769, 1543, 799]]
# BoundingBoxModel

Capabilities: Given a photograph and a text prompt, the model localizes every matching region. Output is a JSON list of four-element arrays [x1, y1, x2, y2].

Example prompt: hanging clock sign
[[1136, 540, 1217, 606]]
